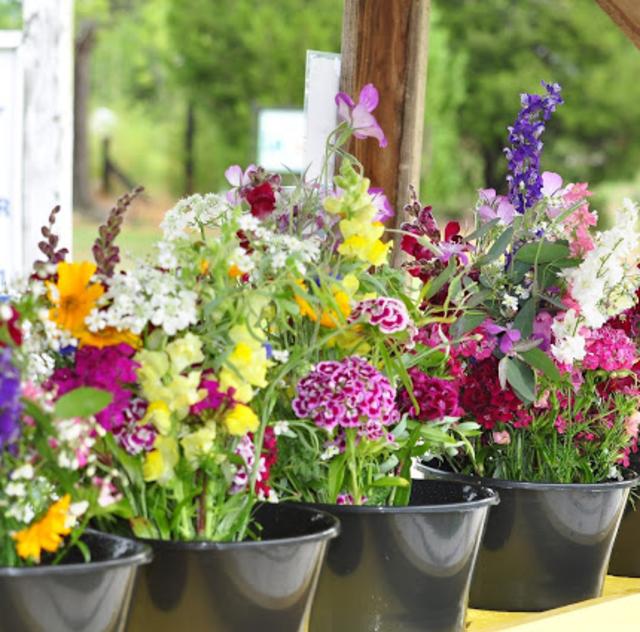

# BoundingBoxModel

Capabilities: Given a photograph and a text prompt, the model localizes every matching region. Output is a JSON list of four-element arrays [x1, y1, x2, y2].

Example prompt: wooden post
[[595, 0, 640, 49], [340, 0, 430, 264], [21, 0, 74, 269]]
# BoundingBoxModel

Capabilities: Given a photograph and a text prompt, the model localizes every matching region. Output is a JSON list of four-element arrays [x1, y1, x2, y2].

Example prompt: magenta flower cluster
[[399, 367, 464, 422], [292, 356, 400, 435], [583, 327, 637, 372], [49, 344, 140, 432], [348, 297, 416, 337]]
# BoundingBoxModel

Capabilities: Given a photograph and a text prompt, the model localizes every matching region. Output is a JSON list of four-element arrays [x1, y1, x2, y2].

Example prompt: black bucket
[[420, 464, 638, 611], [125, 502, 339, 632], [609, 500, 640, 577], [307, 478, 498, 632], [0, 530, 151, 632]]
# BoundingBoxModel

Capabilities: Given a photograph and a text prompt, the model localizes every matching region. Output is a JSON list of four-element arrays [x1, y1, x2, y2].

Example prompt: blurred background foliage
[[2, 0, 640, 256]]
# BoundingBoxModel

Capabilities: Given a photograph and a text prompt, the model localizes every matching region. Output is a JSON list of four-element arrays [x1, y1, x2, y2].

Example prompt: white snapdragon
[[550, 309, 587, 366], [563, 199, 640, 328]]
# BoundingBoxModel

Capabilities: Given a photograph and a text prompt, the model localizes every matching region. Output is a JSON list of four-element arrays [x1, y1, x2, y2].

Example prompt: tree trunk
[[340, 0, 431, 266], [184, 101, 196, 194], [73, 20, 97, 212]]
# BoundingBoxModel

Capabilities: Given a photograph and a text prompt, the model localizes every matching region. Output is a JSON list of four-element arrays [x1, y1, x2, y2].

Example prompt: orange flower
[[294, 280, 351, 329], [12, 495, 72, 562], [77, 327, 140, 349], [47, 262, 104, 335]]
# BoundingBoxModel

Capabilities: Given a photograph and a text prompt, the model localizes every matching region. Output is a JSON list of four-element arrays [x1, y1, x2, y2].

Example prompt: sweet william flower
[[223, 403, 260, 436], [336, 83, 388, 148]]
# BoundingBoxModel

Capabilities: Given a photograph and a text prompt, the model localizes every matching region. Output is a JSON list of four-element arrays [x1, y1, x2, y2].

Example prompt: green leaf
[[327, 455, 346, 503], [505, 357, 536, 403], [424, 258, 456, 300], [513, 297, 536, 338], [465, 218, 500, 242], [54, 387, 113, 420], [371, 476, 410, 488], [478, 226, 514, 265], [515, 241, 569, 264], [520, 347, 561, 382], [450, 312, 486, 338]]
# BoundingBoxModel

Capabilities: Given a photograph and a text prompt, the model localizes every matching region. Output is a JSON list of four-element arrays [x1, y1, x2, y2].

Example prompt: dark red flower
[[246, 182, 276, 219], [2, 306, 23, 346], [459, 357, 525, 430]]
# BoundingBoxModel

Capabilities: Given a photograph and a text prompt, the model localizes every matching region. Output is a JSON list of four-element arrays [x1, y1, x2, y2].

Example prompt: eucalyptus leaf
[[424, 258, 456, 300], [515, 241, 569, 264], [54, 387, 113, 420], [465, 218, 500, 242], [451, 312, 486, 338], [477, 226, 514, 265], [520, 347, 561, 382], [505, 357, 536, 403], [513, 297, 535, 338]]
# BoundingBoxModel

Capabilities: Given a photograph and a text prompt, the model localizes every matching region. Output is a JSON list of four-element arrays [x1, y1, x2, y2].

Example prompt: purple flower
[[477, 188, 516, 225], [224, 164, 257, 204], [369, 188, 394, 222], [504, 81, 563, 213], [335, 84, 388, 148], [0, 348, 21, 448], [532, 311, 553, 351], [484, 321, 521, 354]]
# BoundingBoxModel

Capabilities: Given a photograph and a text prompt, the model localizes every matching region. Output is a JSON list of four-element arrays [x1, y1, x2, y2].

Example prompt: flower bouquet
[[0, 264, 150, 631], [409, 82, 640, 610]]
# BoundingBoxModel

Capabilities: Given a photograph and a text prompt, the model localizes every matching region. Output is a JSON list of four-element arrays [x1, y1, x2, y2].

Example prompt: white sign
[[0, 31, 23, 287], [257, 108, 305, 173], [304, 50, 341, 182]]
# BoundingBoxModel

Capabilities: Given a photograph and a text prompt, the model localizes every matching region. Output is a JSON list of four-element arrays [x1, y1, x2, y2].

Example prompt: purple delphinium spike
[[504, 81, 563, 214], [0, 348, 22, 448]]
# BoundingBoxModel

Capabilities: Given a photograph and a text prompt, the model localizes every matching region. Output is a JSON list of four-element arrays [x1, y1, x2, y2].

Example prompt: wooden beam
[[595, 0, 640, 50], [340, 0, 430, 264], [21, 0, 74, 268]]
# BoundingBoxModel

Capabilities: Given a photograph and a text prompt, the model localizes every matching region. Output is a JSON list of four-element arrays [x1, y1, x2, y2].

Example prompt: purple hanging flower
[[0, 348, 22, 448], [504, 81, 563, 214], [335, 84, 388, 148]]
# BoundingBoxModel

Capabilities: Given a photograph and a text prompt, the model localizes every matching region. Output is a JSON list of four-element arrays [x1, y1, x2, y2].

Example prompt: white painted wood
[[21, 0, 74, 271], [0, 31, 24, 287], [303, 50, 341, 183]]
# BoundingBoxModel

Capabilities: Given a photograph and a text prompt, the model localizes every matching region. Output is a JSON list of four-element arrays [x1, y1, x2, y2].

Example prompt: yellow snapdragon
[[143, 436, 179, 485], [223, 403, 260, 436], [181, 424, 217, 467], [323, 160, 390, 266]]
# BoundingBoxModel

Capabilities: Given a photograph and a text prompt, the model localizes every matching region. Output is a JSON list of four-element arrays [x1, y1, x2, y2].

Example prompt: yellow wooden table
[[467, 576, 640, 631]]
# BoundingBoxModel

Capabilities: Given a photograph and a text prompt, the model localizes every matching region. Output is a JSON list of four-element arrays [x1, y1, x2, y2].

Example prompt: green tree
[[0, 0, 21, 29], [436, 0, 640, 192]]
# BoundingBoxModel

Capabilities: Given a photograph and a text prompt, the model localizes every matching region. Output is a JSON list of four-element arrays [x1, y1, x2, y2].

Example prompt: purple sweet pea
[[477, 188, 516, 225], [532, 311, 553, 351], [484, 321, 521, 355], [369, 187, 394, 222], [335, 84, 388, 148]]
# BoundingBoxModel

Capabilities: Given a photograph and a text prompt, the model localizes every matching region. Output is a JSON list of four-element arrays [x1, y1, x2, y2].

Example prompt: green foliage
[[435, 0, 640, 195], [0, 0, 21, 29]]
